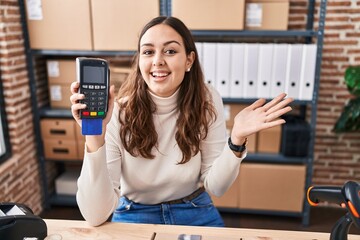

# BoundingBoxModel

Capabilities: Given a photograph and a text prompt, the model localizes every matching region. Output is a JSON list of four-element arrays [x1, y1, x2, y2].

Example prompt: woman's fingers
[[262, 93, 287, 111], [246, 93, 293, 114], [69, 82, 85, 104], [264, 106, 292, 123], [70, 81, 86, 125], [70, 81, 80, 94], [71, 102, 86, 117], [266, 97, 294, 115], [69, 93, 85, 104], [246, 98, 266, 111], [262, 118, 286, 130]]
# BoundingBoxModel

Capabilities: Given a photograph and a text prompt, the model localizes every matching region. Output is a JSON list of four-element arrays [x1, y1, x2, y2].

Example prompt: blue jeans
[[111, 191, 224, 227]]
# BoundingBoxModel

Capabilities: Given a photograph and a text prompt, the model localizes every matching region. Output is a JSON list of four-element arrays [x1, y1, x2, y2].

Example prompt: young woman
[[70, 16, 293, 227]]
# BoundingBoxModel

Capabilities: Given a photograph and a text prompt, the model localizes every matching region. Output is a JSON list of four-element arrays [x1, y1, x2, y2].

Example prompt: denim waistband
[[124, 186, 206, 205]]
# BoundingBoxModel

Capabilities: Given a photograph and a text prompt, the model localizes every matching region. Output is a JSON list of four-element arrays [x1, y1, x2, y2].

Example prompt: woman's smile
[[150, 70, 171, 82]]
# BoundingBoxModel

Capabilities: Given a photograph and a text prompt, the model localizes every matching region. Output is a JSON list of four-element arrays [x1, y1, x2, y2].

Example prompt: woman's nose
[[153, 53, 165, 66]]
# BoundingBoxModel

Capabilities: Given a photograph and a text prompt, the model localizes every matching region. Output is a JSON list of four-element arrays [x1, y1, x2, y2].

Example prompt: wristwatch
[[228, 137, 248, 153]]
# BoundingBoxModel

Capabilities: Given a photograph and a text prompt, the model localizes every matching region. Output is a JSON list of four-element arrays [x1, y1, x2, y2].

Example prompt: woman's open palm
[[231, 93, 294, 142]]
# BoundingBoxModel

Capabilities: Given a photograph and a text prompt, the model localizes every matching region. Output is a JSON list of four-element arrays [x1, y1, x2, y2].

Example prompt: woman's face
[[139, 24, 194, 97]]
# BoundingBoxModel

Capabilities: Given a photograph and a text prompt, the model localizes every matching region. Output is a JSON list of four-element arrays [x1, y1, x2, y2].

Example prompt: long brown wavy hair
[[117, 16, 217, 164]]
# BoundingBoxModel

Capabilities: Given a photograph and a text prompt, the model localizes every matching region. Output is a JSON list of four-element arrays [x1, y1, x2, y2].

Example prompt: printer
[[0, 202, 47, 240]]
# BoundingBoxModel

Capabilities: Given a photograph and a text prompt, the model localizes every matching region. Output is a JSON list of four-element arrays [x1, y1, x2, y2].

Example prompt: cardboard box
[[257, 125, 282, 153], [224, 104, 257, 153], [91, 0, 159, 51], [110, 66, 132, 95], [55, 171, 79, 195], [25, 0, 92, 50], [48, 84, 72, 109], [246, 134, 257, 153], [44, 139, 78, 160], [75, 123, 85, 159], [75, 123, 85, 142], [40, 119, 76, 140], [245, 0, 289, 30], [211, 175, 239, 208], [172, 0, 245, 30], [238, 163, 306, 212], [47, 60, 76, 85]]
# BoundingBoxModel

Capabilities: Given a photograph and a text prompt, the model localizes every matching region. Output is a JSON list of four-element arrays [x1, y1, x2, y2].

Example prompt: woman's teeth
[[152, 72, 169, 77]]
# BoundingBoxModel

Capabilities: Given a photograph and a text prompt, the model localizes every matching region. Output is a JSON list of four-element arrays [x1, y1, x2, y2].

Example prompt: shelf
[[30, 49, 136, 57], [39, 107, 73, 118], [245, 153, 308, 164], [191, 30, 316, 38], [49, 194, 77, 207]]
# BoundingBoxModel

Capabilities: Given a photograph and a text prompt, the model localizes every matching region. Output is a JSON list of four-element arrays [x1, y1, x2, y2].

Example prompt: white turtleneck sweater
[[76, 85, 246, 226]]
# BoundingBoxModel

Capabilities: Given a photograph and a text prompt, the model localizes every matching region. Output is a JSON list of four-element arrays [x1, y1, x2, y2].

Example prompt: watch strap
[[228, 137, 247, 153]]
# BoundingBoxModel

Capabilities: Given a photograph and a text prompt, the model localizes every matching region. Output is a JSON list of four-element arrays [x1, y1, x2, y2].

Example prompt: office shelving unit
[[19, 0, 326, 226], [175, 0, 326, 226]]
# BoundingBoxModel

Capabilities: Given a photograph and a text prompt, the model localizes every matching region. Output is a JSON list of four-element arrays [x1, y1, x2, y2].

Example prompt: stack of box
[[47, 59, 76, 109], [40, 119, 77, 160], [40, 119, 82, 160]]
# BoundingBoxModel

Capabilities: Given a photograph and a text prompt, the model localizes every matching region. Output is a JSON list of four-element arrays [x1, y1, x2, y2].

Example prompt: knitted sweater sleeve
[[76, 103, 122, 226]]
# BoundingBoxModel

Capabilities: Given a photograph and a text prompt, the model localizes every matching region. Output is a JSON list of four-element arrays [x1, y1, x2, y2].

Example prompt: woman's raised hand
[[230, 93, 294, 145]]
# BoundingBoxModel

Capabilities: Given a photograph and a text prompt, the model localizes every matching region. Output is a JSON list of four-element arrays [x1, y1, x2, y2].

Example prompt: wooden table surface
[[44, 219, 360, 240]]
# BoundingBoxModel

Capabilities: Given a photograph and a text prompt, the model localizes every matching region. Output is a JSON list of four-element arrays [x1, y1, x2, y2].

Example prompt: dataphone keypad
[[80, 84, 107, 118]]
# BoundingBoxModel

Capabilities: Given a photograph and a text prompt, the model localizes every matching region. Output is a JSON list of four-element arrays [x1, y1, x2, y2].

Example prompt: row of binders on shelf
[[196, 43, 317, 100]]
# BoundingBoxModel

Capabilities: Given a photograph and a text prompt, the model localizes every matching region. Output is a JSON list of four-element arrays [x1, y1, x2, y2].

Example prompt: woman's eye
[[165, 49, 176, 54], [142, 50, 154, 55]]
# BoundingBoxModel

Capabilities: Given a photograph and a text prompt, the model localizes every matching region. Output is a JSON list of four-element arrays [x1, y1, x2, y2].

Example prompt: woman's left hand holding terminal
[[230, 93, 294, 147]]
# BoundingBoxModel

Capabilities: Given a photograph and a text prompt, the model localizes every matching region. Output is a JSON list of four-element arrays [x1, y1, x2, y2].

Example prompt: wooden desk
[[45, 219, 360, 240]]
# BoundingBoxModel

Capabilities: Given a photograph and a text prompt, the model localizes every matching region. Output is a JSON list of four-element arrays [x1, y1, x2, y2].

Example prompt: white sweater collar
[[148, 89, 180, 114]]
